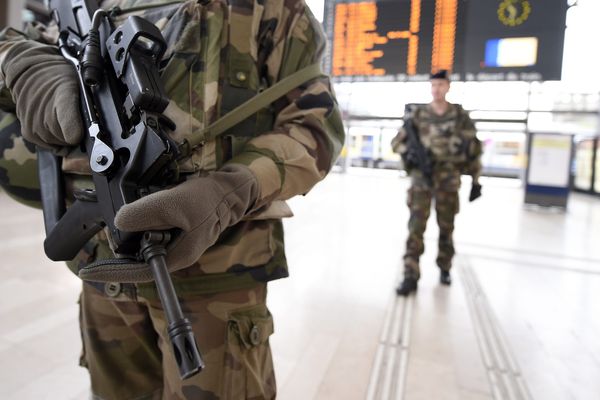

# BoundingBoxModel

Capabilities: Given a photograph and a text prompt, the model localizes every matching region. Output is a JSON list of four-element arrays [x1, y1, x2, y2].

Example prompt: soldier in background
[[0, 0, 344, 398], [391, 70, 482, 296]]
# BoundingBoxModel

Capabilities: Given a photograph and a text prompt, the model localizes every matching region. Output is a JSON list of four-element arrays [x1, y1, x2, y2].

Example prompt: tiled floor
[[1, 168, 599, 399]]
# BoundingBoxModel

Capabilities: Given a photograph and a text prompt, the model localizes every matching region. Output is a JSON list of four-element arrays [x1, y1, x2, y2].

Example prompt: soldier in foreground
[[391, 70, 482, 296], [0, 0, 344, 398]]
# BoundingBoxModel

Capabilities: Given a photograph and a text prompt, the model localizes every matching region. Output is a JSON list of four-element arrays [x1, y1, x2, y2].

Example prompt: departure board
[[323, 0, 568, 82]]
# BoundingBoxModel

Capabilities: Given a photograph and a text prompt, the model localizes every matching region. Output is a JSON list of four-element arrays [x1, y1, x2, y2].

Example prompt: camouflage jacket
[[0, 0, 344, 295], [391, 103, 482, 191]]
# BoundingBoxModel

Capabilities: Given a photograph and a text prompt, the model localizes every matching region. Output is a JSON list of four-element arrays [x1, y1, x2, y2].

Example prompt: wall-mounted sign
[[323, 0, 568, 82]]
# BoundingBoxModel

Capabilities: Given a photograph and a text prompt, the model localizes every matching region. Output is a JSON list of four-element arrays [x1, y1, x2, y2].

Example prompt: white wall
[[305, 0, 325, 22], [562, 0, 600, 91]]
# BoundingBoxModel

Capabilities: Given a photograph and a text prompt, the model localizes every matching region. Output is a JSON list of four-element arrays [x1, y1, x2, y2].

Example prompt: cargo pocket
[[221, 304, 276, 400]]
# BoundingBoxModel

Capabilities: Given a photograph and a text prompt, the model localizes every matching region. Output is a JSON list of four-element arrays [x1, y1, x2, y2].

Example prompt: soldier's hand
[[2, 40, 83, 151], [78, 164, 259, 283], [469, 183, 482, 202]]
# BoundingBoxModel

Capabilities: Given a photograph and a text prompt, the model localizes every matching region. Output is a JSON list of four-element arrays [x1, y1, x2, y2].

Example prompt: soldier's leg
[[79, 282, 164, 400], [434, 190, 459, 271], [143, 283, 276, 400], [403, 186, 433, 279]]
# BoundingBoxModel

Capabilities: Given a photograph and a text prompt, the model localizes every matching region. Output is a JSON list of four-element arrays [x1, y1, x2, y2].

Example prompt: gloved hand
[[78, 164, 259, 283], [2, 40, 83, 150], [469, 183, 482, 202]]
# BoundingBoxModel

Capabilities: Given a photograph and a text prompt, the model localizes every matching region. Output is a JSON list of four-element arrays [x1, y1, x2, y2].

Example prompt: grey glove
[[78, 164, 260, 282], [2, 40, 83, 150]]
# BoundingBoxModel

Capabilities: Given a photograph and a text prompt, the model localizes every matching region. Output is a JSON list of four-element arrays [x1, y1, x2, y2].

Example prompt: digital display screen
[[323, 0, 568, 82], [484, 37, 538, 68]]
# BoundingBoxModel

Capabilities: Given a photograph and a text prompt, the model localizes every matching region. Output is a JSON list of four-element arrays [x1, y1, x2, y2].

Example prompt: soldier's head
[[430, 70, 450, 102]]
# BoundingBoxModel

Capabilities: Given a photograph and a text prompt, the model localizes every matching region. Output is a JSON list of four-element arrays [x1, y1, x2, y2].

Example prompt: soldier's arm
[[460, 109, 482, 183], [391, 127, 407, 154], [227, 3, 345, 207], [391, 106, 420, 155]]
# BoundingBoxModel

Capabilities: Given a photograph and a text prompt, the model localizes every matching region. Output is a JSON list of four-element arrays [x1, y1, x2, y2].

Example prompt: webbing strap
[[180, 63, 324, 155], [109, 0, 185, 16]]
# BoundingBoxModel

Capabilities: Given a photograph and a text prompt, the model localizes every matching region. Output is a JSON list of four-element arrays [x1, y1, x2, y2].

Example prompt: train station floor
[[1, 167, 599, 400]]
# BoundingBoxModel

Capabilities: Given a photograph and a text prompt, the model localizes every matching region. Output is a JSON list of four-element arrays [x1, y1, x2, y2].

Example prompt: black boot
[[440, 270, 452, 285], [396, 277, 418, 296]]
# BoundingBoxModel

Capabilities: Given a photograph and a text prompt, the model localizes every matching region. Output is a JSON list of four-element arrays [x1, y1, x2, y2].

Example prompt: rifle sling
[[179, 63, 324, 157]]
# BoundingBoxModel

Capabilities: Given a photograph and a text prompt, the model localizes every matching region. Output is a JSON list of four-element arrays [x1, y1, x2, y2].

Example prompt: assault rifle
[[37, 0, 203, 379], [402, 105, 433, 185]]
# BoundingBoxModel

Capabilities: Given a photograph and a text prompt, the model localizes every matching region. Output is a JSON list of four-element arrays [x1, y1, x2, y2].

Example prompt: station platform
[[1, 168, 599, 400]]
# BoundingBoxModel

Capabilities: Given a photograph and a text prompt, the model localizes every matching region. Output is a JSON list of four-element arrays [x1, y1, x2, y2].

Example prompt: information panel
[[524, 132, 573, 208], [323, 0, 568, 82]]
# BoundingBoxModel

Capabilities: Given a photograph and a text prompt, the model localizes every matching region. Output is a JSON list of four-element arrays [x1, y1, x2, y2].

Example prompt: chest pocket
[[158, 0, 275, 167], [220, 0, 275, 164]]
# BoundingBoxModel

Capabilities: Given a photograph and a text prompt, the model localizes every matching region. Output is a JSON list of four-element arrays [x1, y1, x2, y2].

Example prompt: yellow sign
[[497, 0, 531, 27]]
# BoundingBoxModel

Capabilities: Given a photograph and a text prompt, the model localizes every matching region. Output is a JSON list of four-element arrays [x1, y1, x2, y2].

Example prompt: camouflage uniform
[[0, 113, 41, 208], [391, 103, 481, 279], [0, 0, 344, 398]]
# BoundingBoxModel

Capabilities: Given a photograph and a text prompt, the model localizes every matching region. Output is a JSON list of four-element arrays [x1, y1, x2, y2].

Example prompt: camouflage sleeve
[[227, 2, 344, 207], [391, 105, 420, 155], [459, 108, 482, 183]]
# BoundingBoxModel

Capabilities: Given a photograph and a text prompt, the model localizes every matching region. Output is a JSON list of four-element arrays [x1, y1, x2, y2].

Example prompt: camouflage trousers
[[79, 282, 276, 400], [403, 186, 459, 279]]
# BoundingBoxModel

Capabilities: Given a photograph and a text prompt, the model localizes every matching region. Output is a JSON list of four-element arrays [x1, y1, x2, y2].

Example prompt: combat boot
[[440, 270, 452, 285], [396, 277, 418, 296]]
